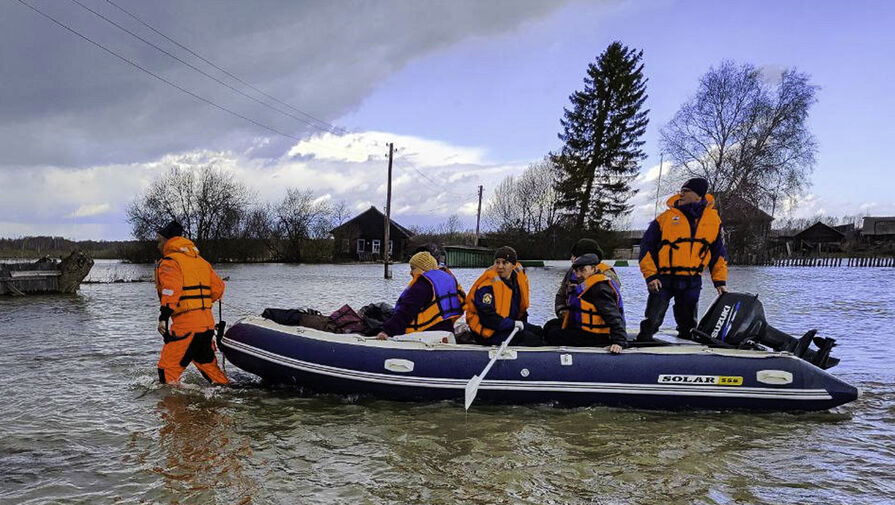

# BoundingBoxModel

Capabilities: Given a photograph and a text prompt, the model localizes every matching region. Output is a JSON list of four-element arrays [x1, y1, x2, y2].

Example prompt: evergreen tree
[[552, 42, 649, 230]]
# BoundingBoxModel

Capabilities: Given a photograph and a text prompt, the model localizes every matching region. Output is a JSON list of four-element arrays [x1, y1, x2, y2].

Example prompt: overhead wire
[[67, 0, 340, 137], [392, 153, 482, 201], [100, 0, 346, 136], [14, 0, 303, 142], [15, 0, 487, 205], [15, 0, 370, 160]]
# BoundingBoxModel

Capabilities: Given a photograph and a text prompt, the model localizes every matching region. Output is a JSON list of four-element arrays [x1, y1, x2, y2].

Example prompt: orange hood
[[162, 236, 200, 258]]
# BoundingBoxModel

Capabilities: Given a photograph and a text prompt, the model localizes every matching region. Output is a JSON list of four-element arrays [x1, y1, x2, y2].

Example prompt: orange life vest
[[464, 265, 530, 339], [562, 273, 620, 334], [654, 194, 722, 276], [404, 270, 464, 333], [155, 237, 221, 333]]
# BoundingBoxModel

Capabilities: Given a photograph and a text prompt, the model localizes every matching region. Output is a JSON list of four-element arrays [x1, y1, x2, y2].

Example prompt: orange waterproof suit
[[154, 236, 228, 384]]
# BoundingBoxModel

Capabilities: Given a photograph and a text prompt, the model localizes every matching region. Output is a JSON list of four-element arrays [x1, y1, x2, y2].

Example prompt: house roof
[[719, 195, 774, 223], [793, 222, 845, 242], [862, 216, 895, 235], [330, 206, 414, 239]]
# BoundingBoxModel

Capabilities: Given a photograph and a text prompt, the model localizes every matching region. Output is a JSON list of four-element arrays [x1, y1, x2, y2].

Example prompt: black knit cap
[[570, 238, 603, 260], [494, 246, 518, 264], [681, 177, 709, 198], [157, 220, 184, 239]]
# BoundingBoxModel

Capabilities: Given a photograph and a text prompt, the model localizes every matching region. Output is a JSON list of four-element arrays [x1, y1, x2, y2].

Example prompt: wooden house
[[330, 206, 414, 262], [716, 195, 774, 263], [861, 216, 895, 243], [792, 222, 846, 253]]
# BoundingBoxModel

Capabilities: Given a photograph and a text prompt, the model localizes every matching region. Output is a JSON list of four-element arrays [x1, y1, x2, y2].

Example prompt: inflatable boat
[[219, 293, 859, 411]]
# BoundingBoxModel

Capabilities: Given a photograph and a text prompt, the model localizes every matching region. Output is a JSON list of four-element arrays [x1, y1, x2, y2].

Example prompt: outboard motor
[[690, 292, 839, 369]]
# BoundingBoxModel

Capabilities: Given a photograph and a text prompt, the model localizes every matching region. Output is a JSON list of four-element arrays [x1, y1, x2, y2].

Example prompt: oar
[[464, 325, 521, 411]]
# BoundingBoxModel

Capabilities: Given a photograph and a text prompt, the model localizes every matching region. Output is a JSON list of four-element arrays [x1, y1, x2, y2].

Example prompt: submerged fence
[[764, 256, 895, 267]]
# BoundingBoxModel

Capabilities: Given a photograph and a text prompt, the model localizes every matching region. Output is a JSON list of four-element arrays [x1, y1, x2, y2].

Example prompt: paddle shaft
[[464, 325, 521, 410]]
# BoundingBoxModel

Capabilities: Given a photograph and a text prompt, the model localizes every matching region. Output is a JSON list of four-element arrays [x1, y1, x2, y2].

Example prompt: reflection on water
[[149, 391, 256, 504], [1, 261, 893, 504]]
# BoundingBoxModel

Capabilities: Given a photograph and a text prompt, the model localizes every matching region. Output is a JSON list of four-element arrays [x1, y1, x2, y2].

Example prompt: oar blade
[[464, 374, 482, 411]]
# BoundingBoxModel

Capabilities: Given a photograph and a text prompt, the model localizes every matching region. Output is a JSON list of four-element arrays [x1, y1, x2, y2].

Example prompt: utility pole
[[654, 152, 664, 218], [383, 142, 394, 279], [474, 185, 483, 247]]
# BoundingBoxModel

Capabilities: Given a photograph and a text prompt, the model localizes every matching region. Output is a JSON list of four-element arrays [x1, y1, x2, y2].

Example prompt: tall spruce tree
[[552, 42, 649, 230]]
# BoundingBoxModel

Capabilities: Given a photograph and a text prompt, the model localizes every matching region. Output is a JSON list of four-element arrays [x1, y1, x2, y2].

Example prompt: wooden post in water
[[475, 185, 483, 247], [383, 142, 393, 279]]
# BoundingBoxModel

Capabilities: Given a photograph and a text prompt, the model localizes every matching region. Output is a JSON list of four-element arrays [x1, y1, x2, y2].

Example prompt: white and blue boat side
[[221, 317, 859, 411]]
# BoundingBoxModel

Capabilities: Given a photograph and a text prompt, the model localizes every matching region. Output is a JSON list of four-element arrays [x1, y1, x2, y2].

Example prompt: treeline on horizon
[[6, 42, 845, 264]]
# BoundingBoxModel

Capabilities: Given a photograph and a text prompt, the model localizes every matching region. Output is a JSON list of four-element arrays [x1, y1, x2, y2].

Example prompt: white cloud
[[0, 130, 529, 239], [66, 203, 111, 218]]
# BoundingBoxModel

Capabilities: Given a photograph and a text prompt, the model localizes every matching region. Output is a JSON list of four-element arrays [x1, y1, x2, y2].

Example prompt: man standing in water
[[154, 220, 228, 385], [636, 177, 728, 342]]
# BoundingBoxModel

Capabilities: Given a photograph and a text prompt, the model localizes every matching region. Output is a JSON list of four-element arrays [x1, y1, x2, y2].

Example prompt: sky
[[1, 0, 893, 240]]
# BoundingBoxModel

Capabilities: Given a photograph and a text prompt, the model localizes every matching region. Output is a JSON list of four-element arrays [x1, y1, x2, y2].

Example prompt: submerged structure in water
[[0, 251, 94, 295]]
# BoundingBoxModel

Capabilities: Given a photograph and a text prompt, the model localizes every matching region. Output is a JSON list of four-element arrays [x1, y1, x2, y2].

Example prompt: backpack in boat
[[329, 304, 366, 334], [260, 307, 322, 326], [358, 302, 395, 336], [691, 292, 839, 370]]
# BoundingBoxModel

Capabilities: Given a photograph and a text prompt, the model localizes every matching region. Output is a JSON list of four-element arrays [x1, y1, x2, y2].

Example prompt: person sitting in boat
[[464, 246, 544, 346], [545, 254, 626, 353], [554, 238, 621, 320], [154, 220, 228, 385], [414, 242, 466, 302], [375, 251, 464, 340]]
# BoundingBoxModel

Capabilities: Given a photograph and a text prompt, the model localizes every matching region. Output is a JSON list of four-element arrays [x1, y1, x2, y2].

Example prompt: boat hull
[[221, 317, 859, 411]]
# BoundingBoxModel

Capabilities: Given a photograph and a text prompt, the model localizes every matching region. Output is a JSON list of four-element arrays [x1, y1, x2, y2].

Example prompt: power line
[[392, 154, 480, 201], [67, 0, 339, 137], [14, 0, 303, 142], [102, 0, 346, 136]]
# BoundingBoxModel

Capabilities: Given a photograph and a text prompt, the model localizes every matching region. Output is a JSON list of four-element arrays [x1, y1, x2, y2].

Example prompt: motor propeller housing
[[691, 292, 840, 369]]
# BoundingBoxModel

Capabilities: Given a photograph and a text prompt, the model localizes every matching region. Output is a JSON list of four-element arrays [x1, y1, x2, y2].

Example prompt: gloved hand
[[513, 320, 525, 332]]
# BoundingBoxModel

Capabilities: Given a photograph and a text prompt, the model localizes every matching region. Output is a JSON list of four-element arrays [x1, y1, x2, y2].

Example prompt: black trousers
[[474, 322, 544, 346], [543, 318, 616, 346], [636, 277, 701, 341]]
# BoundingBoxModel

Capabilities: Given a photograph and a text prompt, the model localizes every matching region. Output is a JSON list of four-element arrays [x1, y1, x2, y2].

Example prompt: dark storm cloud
[[0, 0, 569, 168]]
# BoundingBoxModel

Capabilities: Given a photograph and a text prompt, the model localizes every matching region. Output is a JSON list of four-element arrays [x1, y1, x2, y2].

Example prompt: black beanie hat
[[494, 246, 518, 264], [157, 220, 184, 239], [681, 177, 709, 198], [570, 238, 603, 260]]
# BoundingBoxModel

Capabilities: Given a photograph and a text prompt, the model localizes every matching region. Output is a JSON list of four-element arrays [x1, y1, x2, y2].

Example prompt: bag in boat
[[691, 292, 839, 369], [329, 304, 365, 334], [261, 307, 322, 326], [358, 302, 395, 336]]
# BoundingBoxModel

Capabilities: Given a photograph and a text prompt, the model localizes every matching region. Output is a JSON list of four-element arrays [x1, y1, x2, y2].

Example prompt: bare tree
[[127, 165, 251, 244], [273, 188, 333, 261], [331, 200, 352, 228], [484, 176, 523, 232], [484, 159, 560, 233], [660, 61, 818, 211]]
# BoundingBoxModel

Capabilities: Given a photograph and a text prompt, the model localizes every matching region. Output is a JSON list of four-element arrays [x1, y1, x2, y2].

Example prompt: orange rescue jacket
[[464, 265, 530, 339], [562, 273, 620, 334], [639, 193, 727, 283], [155, 236, 224, 335]]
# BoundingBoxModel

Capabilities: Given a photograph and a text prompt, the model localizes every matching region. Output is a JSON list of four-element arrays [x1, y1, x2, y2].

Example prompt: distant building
[[792, 222, 846, 253], [330, 206, 414, 262], [862, 216, 895, 243], [718, 195, 774, 264], [613, 230, 644, 260]]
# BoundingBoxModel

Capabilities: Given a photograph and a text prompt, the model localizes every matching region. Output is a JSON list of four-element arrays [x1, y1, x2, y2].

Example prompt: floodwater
[[1, 260, 893, 504]]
